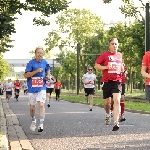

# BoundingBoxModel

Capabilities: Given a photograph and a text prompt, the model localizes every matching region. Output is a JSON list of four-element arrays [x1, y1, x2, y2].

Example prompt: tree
[[45, 8, 104, 73], [0, 0, 70, 53], [0, 55, 9, 79]]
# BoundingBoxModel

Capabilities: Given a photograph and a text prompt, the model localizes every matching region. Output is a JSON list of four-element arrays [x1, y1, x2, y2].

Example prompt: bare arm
[[141, 66, 150, 78], [24, 70, 38, 79], [94, 63, 108, 71], [46, 70, 50, 78], [82, 79, 87, 84]]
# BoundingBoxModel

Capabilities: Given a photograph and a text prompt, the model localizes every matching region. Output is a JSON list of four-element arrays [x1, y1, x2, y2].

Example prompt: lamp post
[[145, 2, 149, 52], [76, 43, 80, 95]]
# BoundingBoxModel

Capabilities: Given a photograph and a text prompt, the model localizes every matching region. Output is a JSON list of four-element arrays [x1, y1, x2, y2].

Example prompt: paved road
[[4, 92, 150, 150]]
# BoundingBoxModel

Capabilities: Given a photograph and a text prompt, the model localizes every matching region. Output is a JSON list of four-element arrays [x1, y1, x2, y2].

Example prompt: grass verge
[[53, 89, 150, 113]]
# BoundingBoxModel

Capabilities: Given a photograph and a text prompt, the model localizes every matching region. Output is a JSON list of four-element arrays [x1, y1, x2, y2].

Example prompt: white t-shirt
[[22, 83, 28, 90], [82, 73, 96, 88], [4, 82, 13, 91], [46, 75, 55, 88], [0, 84, 3, 89]]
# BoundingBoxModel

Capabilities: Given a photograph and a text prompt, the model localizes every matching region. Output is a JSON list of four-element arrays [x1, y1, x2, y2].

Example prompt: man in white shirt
[[46, 73, 56, 107], [22, 80, 28, 95], [82, 66, 97, 111], [4, 79, 13, 102]]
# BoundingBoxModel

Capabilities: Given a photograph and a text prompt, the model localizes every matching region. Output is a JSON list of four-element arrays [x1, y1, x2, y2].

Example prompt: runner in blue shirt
[[24, 46, 50, 132]]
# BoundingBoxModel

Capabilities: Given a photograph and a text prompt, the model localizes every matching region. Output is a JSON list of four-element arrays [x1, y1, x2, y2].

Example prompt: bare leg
[[113, 93, 121, 123]]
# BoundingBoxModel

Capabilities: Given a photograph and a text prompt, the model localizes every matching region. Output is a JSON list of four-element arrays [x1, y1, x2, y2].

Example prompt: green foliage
[[0, 0, 70, 53], [0, 56, 9, 79]]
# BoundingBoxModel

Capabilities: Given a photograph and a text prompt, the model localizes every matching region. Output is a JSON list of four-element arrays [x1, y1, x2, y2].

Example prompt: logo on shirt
[[108, 56, 121, 62]]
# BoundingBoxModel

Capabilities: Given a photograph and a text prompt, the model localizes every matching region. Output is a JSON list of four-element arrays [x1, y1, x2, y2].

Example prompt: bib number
[[108, 62, 121, 74], [32, 77, 44, 87]]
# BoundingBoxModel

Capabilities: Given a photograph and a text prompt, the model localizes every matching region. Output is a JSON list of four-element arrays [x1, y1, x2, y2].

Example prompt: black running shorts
[[46, 88, 53, 95], [6, 91, 12, 96], [84, 88, 94, 96], [103, 81, 122, 99]]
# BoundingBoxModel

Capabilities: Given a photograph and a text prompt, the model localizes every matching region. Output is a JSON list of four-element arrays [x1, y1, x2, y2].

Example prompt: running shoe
[[30, 119, 36, 131], [38, 124, 43, 132], [89, 108, 92, 111], [112, 122, 119, 131], [119, 115, 126, 122], [105, 116, 110, 125]]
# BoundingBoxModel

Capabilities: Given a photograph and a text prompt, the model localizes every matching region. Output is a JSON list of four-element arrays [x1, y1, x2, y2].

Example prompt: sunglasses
[[88, 69, 92, 71]]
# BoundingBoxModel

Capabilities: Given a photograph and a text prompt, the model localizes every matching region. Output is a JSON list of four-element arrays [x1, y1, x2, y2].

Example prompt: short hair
[[35, 46, 44, 53], [88, 66, 93, 69], [109, 38, 118, 43]]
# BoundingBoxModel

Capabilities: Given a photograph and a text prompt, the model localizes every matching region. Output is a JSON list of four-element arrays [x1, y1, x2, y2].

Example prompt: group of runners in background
[[1, 76, 62, 105], [0, 79, 28, 102]]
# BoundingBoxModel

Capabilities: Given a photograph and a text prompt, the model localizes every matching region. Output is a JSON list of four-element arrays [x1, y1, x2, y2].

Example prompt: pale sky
[[3, 0, 125, 60], [3, 0, 146, 71]]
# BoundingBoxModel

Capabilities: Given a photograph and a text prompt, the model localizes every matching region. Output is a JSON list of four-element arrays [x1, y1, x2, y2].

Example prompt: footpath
[[1, 93, 150, 150], [0, 97, 34, 150]]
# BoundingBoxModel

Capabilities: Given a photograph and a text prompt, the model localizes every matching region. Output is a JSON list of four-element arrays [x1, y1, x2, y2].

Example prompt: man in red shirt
[[94, 38, 123, 131], [141, 51, 150, 102], [14, 79, 21, 101]]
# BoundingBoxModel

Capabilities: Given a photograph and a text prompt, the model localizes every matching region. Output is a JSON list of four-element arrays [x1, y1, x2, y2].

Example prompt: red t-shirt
[[55, 82, 62, 89], [14, 81, 21, 89], [142, 51, 150, 85], [95, 51, 123, 82]]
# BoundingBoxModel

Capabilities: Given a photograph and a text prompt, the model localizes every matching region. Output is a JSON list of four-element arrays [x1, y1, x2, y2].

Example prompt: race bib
[[46, 82, 51, 86], [32, 77, 44, 87], [108, 62, 121, 74]]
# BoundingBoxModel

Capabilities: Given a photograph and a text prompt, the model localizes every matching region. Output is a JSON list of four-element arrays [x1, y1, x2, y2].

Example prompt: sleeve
[[45, 60, 50, 72], [25, 61, 33, 73], [95, 53, 105, 65], [142, 53, 148, 66]]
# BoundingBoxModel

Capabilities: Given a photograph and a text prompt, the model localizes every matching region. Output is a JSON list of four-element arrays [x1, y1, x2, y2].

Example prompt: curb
[[0, 98, 8, 150], [1, 99, 34, 150]]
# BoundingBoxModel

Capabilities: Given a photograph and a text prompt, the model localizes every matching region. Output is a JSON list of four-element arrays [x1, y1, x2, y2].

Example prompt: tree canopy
[[0, 0, 70, 53]]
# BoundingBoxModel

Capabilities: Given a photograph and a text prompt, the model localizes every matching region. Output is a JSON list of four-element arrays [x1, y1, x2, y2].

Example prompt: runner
[[82, 66, 97, 111], [0, 81, 4, 96], [24, 46, 50, 132], [54, 79, 62, 101], [94, 38, 123, 131], [4, 79, 13, 102], [14, 79, 21, 101], [141, 51, 150, 102], [46, 72, 55, 107], [22, 80, 28, 95]]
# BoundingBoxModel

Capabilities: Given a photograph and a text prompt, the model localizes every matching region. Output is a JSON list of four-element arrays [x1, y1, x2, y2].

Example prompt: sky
[[3, 0, 125, 60], [3, 0, 146, 71]]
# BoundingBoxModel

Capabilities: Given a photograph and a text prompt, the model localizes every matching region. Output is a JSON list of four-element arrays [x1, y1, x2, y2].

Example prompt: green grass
[[52, 89, 150, 112]]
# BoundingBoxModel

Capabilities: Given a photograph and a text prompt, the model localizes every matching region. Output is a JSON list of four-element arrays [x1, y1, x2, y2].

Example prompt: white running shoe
[[30, 120, 36, 131], [38, 124, 43, 132]]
